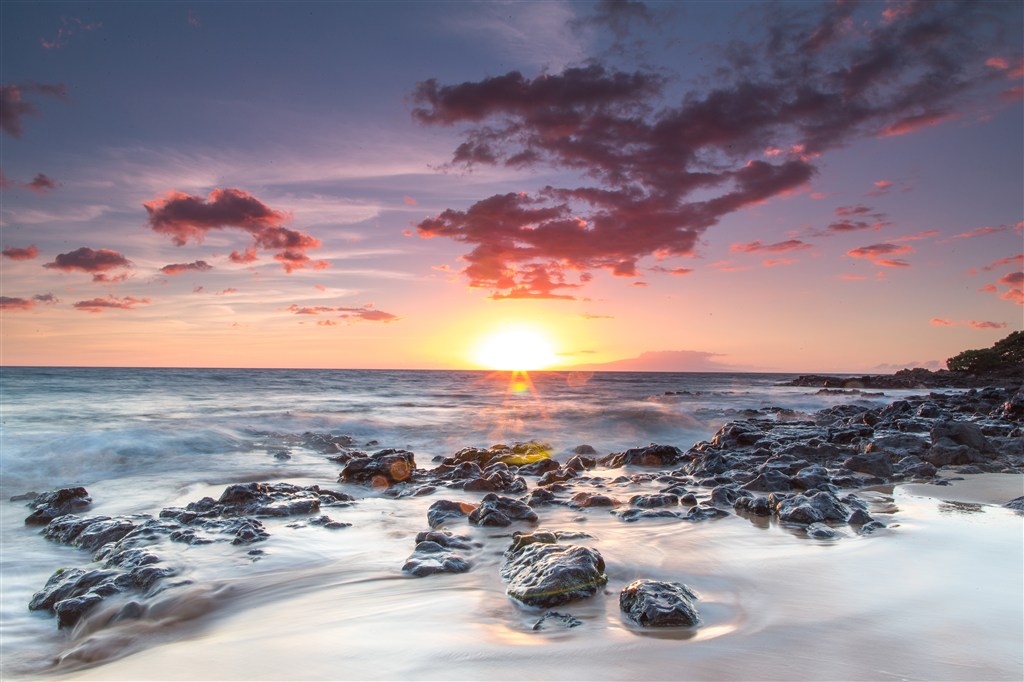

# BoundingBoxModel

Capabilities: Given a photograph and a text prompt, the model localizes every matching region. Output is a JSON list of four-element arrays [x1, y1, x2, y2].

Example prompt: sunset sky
[[1, 1, 1021, 372]]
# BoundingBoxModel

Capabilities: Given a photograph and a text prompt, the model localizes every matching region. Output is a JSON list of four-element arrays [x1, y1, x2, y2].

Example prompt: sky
[[1, 0, 1021, 372]]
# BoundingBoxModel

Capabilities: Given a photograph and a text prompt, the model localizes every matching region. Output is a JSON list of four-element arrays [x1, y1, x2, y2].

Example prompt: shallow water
[[1, 368, 1021, 680]]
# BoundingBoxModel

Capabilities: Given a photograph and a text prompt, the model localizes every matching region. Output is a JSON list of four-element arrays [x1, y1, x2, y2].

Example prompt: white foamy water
[[1, 368, 1020, 680]]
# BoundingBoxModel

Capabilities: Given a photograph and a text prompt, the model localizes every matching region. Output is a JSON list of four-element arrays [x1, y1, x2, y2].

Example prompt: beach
[[1, 368, 1021, 681]]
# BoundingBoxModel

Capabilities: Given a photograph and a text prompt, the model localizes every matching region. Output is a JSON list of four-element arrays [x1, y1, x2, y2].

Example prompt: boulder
[[600, 444, 684, 468], [843, 452, 893, 478], [426, 500, 476, 528], [502, 542, 607, 608], [340, 449, 416, 487], [403, 531, 473, 577], [24, 487, 92, 526], [619, 579, 699, 628], [468, 494, 537, 527]]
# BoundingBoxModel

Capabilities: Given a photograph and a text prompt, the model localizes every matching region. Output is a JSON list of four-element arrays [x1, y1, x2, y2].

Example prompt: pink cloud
[[998, 271, 1024, 287], [0, 296, 35, 311], [821, 205, 891, 234], [977, 284, 998, 293], [1000, 289, 1024, 304], [2, 244, 39, 261], [730, 239, 812, 254], [763, 258, 798, 267], [229, 247, 259, 264], [888, 230, 939, 242], [44, 247, 132, 281], [879, 112, 956, 137], [986, 57, 1010, 70], [73, 295, 150, 313], [41, 16, 101, 49], [25, 173, 57, 194], [940, 225, 1007, 243], [144, 188, 325, 273], [981, 254, 1024, 272], [650, 265, 694, 276], [846, 243, 913, 267], [838, 273, 867, 280], [0, 83, 67, 137], [403, 195, 418, 206], [932, 317, 1008, 330], [160, 260, 212, 276], [215, 288, 237, 295]]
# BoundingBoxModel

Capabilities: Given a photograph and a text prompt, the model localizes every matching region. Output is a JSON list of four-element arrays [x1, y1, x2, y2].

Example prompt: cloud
[[823, 205, 891, 234], [0, 82, 67, 137], [866, 179, 893, 196], [2, 244, 39, 261], [730, 239, 812, 253], [580, 313, 614, 320], [73, 296, 150, 313], [879, 111, 957, 137], [846, 243, 913, 267], [0, 296, 34, 311], [649, 265, 693, 276], [412, 3, 1013, 298], [940, 225, 1008, 243], [144, 188, 327, 273], [981, 254, 1024, 272], [1001, 289, 1024, 305], [26, 173, 57, 193], [998, 271, 1024, 287], [889, 230, 939, 242], [403, 195, 418, 206], [41, 16, 101, 49], [932, 317, 1008, 330], [288, 303, 399, 322], [229, 247, 259, 264], [763, 258, 797, 267], [160, 260, 213, 276], [44, 247, 132, 281]]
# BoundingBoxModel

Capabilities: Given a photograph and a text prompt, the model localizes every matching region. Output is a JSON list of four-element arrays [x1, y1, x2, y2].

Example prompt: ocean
[[1, 367, 1021, 680]]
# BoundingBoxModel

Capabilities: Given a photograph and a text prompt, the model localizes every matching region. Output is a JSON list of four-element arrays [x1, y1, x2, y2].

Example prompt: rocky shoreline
[[16, 384, 1024, 640], [783, 366, 1023, 390]]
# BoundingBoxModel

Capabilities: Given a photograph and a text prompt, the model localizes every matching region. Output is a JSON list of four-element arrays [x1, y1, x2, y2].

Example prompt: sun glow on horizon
[[473, 326, 558, 371]]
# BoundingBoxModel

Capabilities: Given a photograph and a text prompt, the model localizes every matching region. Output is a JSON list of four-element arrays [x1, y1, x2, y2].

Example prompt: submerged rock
[[502, 542, 607, 608], [340, 448, 417, 487], [24, 487, 92, 526], [532, 611, 583, 630], [600, 444, 684, 469], [468, 494, 538, 527], [426, 499, 477, 528], [619, 579, 699, 628], [403, 531, 473, 577]]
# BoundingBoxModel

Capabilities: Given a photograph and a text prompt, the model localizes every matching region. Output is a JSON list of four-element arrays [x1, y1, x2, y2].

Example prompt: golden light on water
[[473, 326, 557, 371]]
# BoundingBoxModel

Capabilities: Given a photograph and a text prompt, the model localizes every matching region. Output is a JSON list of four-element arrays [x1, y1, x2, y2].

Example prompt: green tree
[[946, 331, 1024, 374]]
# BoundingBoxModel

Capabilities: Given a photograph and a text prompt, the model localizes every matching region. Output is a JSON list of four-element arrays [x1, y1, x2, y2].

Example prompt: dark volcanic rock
[[468, 494, 538, 527], [628, 493, 679, 509], [619, 579, 699, 628], [426, 499, 476, 528], [843, 452, 893, 478], [533, 611, 583, 630], [570, 492, 621, 508], [24, 487, 92, 526], [502, 542, 607, 608], [340, 448, 417, 487], [618, 508, 682, 522], [403, 530, 473, 577], [600, 444, 684, 468], [1003, 496, 1024, 513]]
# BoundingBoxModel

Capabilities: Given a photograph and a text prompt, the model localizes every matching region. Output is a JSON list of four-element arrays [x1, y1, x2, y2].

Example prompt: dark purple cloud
[[846, 243, 913, 267], [160, 260, 213, 276], [411, 2, 1015, 298], [44, 247, 132, 281], [730, 239, 813, 254], [144, 188, 326, 273], [0, 83, 67, 137], [41, 16, 101, 50], [26, 173, 57, 193]]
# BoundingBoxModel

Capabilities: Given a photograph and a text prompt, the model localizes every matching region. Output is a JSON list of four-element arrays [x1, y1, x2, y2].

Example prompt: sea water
[[0, 367, 1021, 680]]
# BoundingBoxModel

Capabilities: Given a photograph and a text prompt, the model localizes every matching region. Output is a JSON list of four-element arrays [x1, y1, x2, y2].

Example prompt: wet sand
[[23, 473, 1021, 682]]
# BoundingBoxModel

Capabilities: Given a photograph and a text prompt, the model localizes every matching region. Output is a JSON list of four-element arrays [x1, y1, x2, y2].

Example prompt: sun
[[473, 326, 558, 371]]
